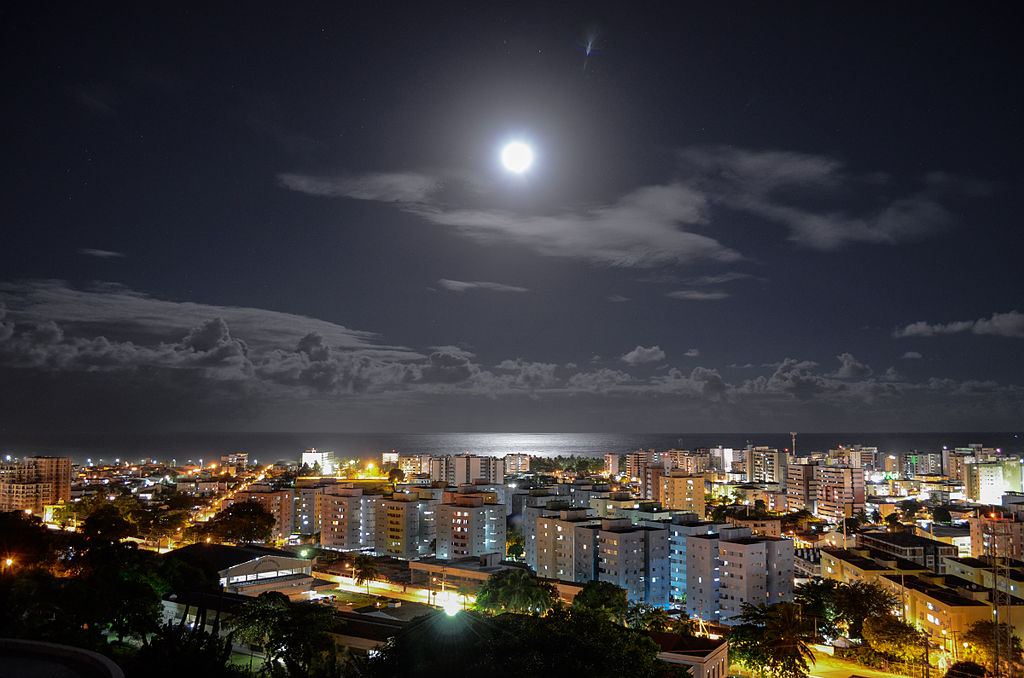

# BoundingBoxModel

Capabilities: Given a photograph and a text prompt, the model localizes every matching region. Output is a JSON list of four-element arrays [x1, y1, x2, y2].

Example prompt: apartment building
[[785, 463, 816, 513], [718, 536, 794, 622], [668, 516, 725, 604], [435, 494, 506, 560], [320, 486, 363, 550], [597, 518, 670, 606], [234, 485, 295, 541], [374, 492, 437, 560], [534, 508, 600, 581], [0, 456, 72, 514], [685, 526, 752, 622], [660, 472, 706, 515], [813, 465, 865, 523], [430, 454, 504, 485]]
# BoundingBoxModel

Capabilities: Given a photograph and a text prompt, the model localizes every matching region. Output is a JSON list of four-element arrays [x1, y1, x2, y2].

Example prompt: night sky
[[2, 3, 1021, 434]]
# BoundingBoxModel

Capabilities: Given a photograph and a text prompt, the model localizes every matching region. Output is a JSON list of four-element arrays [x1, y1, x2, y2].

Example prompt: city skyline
[[2, 4, 1022, 435]]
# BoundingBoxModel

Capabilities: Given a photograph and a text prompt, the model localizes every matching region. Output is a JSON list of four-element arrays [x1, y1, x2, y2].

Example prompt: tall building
[[374, 492, 437, 560], [604, 453, 619, 477], [320, 486, 363, 550], [746, 446, 788, 484], [660, 472, 706, 515], [534, 508, 599, 581], [398, 454, 431, 476], [294, 485, 325, 535], [785, 463, 817, 512], [0, 456, 72, 514], [300, 448, 336, 475], [685, 526, 752, 622], [668, 516, 725, 604], [813, 465, 865, 523], [430, 454, 504, 485], [435, 494, 506, 560], [503, 453, 530, 474], [718, 536, 795, 623], [597, 518, 670, 606], [234, 485, 295, 540]]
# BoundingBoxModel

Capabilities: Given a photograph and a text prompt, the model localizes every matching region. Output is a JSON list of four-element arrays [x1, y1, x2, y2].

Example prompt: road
[[312, 571, 474, 609], [730, 648, 917, 678]]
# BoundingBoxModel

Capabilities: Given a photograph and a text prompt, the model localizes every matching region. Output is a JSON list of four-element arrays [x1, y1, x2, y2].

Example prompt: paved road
[[730, 649, 917, 678]]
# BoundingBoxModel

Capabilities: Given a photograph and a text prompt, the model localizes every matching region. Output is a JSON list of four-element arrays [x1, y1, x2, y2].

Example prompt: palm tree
[[229, 591, 338, 676], [352, 554, 379, 595], [475, 568, 557, 615], [625, 602, 670, 631]]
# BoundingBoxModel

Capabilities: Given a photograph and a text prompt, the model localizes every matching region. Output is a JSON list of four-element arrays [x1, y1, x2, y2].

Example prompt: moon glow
[[501, 141, 534, 173]]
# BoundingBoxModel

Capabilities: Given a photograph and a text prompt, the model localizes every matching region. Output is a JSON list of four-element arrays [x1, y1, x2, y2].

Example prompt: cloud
[[80, 248, 126, 258], [621, 345, 666, 365], [685, 348, 700, 358], [0, 280, 408, 357], [437, 279, 528, 294], [894, 311, 1024, 338], [667, 290, 730, 301], [677, 145, 960, 250], [608, 294, 630, 303], [833, 352, 872, 379], [902, 351, 923, 359], [278, 172, 440, 202], [281, 170, 740, 269]]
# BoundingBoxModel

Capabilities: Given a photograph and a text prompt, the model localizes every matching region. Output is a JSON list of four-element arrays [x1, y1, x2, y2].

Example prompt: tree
[[834, 580, 898, 639], [794, 577, 839, 638], [388, 467, 405, 484], [367, 607, 668, 678], [82, 503, 136, 542], [730, 602, 815, 678], [353, 554, 379, 595], [625, 602, 670, 631], [899, 498, 922, 520], [963, 619, 1023, 673], [572, 580, 628, 623], [885, 512, 902, 528], [475, 567, 557, 615], [932, 505, 952, 523], [862, 613, 926, 663], [205, 500, 275, 544], [229, 591, 339, 677], [506, 529, 525, 560]]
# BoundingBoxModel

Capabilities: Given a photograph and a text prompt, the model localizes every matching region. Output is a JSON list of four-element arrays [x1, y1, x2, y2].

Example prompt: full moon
[[501, 141, 534, 173]]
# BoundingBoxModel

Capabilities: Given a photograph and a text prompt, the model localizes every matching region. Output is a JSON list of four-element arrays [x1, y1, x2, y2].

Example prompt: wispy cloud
[[278, 172, 440, 202], [902, 351, 923, 359], [607, 294, 630, 303], [621, 345, 665, 365], [677, 145, 971, 250], [437, 279, 528, 294], [894, 310, 1024, 338], [280, 170, 739, 269], [667, 290, 730, 301], [80, 248, 126, 259], [685, 348, 700, 358]]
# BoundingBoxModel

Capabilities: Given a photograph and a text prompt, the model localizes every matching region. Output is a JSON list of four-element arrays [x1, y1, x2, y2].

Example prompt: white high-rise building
[[301, 448, 336, 475], [430, 454, 504, 485], [718, 536, 795, 622], [321, 486, 363, 550]]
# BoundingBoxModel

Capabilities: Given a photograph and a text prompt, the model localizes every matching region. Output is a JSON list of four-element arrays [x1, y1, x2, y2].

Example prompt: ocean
[[1, 431, 1022, 466]]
